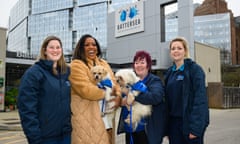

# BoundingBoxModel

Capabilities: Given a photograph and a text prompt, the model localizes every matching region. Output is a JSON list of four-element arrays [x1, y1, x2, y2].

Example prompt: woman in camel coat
[[69, 34, 121, 144]]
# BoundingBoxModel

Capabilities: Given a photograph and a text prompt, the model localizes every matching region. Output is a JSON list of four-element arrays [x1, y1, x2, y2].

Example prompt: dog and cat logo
[[119, 6, 139, 22], [115, 1, 144, 37]]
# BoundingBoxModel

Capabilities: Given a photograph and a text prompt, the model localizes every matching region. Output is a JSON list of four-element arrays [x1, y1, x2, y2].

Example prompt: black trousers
[[126, 130, 148, 144]]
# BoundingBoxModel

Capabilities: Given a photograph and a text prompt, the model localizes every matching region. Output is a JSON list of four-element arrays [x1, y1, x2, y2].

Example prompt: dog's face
[[115, 69, 140, 94], [91, 65, 108, 83], [115, 75, 126, 88]]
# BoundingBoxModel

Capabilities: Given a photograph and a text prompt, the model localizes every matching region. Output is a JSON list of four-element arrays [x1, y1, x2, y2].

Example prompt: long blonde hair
[[39, 35, 68, 75], [169, 37, 190, 58]]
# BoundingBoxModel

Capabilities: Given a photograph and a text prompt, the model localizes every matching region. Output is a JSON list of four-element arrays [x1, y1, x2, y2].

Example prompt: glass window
[[163, 2, 178, 42]]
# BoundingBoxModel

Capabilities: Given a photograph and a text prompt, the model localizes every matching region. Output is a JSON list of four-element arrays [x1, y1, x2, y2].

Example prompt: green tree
[[5, 88, 18, 106]]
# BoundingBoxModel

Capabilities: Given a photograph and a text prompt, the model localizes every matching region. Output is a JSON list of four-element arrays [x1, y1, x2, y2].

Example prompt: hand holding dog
[[101, 86, 121, 114], [104, 97, 116, 114], [109, 86, 121, 109]]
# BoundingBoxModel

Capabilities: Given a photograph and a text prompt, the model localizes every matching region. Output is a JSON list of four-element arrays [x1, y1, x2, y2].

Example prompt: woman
[[18, 36, 71, 144], [164, 37, 209, 144], [117, 50, 166, 144], [69, 34, 121, 144]]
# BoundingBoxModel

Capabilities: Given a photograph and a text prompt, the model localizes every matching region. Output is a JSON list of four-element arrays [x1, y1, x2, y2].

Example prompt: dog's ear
[[115, 76, 120, 84], [102, 67, 108, 76], [116, 76, 124, 83], [90, 67, 95, 75], [119, 76, 124, 82]]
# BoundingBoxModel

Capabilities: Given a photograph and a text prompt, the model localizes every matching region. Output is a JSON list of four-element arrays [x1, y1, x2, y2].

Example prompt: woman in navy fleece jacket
[[18, 36, 71, 144], [165, 37, 209, 144], [117, 50, 167, 144]]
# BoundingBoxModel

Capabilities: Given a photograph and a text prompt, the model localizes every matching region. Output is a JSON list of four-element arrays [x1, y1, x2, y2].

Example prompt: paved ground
[[0, 109, 240, 144], [0, 110, 21, 131], [204, 108, 240, 144]]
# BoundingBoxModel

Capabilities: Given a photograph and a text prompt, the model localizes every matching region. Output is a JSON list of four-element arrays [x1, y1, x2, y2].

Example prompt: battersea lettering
[[117, 18, 141, 30], [16, 51, 37, 59]]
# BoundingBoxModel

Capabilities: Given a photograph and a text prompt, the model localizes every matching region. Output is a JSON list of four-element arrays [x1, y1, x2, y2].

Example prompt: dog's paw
[[121, 87, 130, 95], [124, 117, 131, 124], [131, 113, 141, 124], [127, 92, 135, 105], [124, 117, 138, 130], [105, 94, 115, 102]]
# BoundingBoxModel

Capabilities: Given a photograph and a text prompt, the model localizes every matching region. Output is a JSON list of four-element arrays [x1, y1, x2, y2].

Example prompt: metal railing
[[223, 87, 240, 108]]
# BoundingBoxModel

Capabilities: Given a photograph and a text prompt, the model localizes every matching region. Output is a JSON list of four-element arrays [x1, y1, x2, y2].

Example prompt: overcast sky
[[0, 0, 239, 28]]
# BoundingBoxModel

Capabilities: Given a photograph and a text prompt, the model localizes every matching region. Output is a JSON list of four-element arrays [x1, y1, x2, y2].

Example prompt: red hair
[[133, 50, 152, 71]]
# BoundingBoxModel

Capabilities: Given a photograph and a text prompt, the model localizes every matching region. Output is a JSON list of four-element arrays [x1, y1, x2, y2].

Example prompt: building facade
[[7, 0, 138, 59], [107, 0, 194, 70], [107, 0, 223, 84], [234, 16, 240, 64], [194, 13, 232, 64], [165, 1, 236, 65], [6, 0, 137, 90], [194, 0, 238, 65]]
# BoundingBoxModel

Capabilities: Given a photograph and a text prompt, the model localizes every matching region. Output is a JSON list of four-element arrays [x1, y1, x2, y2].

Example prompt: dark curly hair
[[72, 34, 102, 67]]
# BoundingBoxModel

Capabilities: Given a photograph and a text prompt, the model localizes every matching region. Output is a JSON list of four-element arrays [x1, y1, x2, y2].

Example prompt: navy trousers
[[126, 130, 148, 144], [169, 118, 204, 144], [43, 134, 71, 144]]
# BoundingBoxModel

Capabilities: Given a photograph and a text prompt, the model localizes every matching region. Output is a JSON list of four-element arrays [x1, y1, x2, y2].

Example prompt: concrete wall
[[107, 0, 194, 69], [195, 42, 221, 85], [0, 27, 7, 111], [0, 27, 6, 64]]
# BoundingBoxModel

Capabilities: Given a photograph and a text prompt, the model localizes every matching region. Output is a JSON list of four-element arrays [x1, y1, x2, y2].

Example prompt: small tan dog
[[90, 65, 116, 110], [115, 69, 152, 128], [90, 65, 116, 129]]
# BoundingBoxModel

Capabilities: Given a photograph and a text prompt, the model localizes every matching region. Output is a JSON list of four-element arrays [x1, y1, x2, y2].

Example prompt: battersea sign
[[16, 51, 37, 59], [115, 1, 144, 37]]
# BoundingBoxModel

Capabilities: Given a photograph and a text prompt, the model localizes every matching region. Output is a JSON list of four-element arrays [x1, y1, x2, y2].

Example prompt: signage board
[[115, 1, 144, 37]]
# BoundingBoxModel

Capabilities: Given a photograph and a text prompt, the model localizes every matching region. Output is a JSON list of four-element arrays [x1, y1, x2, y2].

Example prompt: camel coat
[[69, 58, 120, 144]]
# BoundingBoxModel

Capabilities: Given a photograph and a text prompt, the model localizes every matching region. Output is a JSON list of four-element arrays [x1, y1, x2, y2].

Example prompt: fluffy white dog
[[115, 69, 152, 128]]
